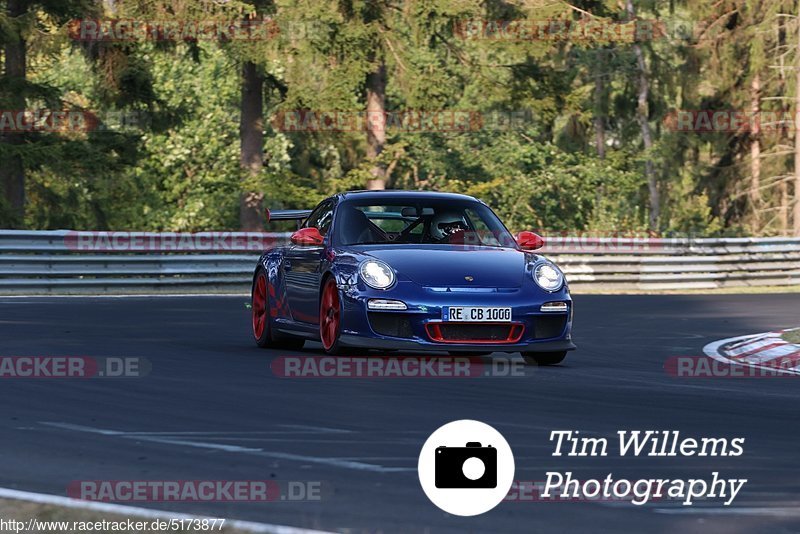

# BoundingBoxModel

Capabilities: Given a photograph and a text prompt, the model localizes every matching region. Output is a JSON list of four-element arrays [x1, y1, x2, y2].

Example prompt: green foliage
[[661, 171, 723, 235], [3, 0, 794, 235], [412, 138, 645, 233], [783, 329, 800, 344]]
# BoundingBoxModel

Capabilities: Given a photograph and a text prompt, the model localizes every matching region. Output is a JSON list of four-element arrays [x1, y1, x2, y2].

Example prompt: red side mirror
[[291, 227, 324, 246], [516, 231, 544, 251]]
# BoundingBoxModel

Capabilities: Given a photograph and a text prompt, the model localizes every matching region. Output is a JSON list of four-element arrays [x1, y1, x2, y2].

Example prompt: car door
[[283, 199, 335, 324]]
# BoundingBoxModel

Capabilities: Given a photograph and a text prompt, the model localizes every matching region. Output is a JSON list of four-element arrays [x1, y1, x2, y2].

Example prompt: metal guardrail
[[0, 230, 279, 294], [0, 231, 798, 294]]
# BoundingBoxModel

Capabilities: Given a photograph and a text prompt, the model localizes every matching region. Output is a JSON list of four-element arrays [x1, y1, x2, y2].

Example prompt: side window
[[304, 201, 335, 236]]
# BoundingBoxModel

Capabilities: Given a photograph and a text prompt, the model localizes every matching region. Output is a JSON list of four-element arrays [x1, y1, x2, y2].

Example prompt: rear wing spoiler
[[266, 209, 312, 228]]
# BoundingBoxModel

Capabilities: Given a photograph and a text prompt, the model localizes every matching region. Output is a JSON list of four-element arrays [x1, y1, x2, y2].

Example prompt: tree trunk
[[366, 60, 387, 191], [239, 60, 265, 231], [778, 15, 790, 236], [750, 73, 761, 233], [795, 1, 800, 237], [626, 0, 659, 230], [1, 0, 27, 226]]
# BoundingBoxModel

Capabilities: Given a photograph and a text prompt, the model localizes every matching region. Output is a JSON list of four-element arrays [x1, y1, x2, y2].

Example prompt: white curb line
[[0, 487, 334, 534], [703, 329, 800, 376]]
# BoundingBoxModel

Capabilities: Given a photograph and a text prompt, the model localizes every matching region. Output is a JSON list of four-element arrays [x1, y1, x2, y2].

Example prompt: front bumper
[[338, 280, 576, 353], [339, 334, 576, 353]]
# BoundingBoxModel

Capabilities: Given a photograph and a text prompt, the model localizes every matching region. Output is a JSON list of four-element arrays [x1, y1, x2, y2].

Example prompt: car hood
[[354, 245, 526, 288]]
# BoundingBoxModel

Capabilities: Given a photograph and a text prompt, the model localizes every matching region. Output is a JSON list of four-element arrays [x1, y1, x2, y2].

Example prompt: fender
[[253, 249, 292, 321], [326, 247, 360, 289]]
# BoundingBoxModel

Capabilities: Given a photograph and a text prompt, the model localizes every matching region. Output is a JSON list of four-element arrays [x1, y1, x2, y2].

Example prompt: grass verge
[[782, 329, 800, 344]]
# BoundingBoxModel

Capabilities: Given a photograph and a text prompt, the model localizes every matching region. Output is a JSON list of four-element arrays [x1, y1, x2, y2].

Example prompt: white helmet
[[430, 211, 467, 240]]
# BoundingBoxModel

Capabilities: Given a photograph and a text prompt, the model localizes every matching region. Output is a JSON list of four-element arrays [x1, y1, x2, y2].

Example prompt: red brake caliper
[[253, 275, 266, 339], [321, 281, 339, 349]]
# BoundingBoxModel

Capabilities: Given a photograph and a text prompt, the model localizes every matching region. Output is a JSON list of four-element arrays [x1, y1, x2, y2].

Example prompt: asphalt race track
[[1, 294, 800, 534]]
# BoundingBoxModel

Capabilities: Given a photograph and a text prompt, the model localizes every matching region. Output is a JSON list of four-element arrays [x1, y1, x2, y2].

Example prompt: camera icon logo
[[435, 442, 497, 488], [418, 420, 515, 516]]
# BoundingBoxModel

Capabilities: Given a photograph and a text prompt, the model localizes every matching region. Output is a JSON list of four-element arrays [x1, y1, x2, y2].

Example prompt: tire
[[252, 269, 272, 348], [319, 277, 343, 355], [521, 351, 567, 366], [252, 268, 305, 350]]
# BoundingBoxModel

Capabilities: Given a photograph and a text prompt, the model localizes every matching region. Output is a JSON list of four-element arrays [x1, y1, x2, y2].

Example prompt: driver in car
[[429, 211, 469, 243]]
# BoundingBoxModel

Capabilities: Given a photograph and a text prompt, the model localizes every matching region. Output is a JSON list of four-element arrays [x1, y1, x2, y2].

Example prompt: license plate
[[444, 307, 512, 322]]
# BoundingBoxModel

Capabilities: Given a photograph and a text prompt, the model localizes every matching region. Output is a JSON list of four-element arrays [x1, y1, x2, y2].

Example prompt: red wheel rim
[[253, 273, 267, 340], [320, 280, 340, 350]]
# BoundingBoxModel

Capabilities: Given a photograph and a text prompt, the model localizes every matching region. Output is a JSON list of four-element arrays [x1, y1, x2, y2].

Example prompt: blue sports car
[[251, 190, 575, 365]]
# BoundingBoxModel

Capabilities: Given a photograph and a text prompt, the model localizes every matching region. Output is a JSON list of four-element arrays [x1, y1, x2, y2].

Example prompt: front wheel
[[320, 277, 343, 355], [521, 351, 566, 366]]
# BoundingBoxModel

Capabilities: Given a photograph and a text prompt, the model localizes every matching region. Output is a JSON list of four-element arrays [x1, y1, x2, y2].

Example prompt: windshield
[[335, 199, 515, 247]]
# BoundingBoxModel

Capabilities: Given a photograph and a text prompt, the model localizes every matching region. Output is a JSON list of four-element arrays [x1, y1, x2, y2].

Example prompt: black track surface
[[1, 294, 799, 533]]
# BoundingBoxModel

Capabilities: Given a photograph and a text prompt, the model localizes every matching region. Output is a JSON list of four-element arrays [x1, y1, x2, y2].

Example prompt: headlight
[[359, 260, 396, 290], [533, 262, 564, 292]]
